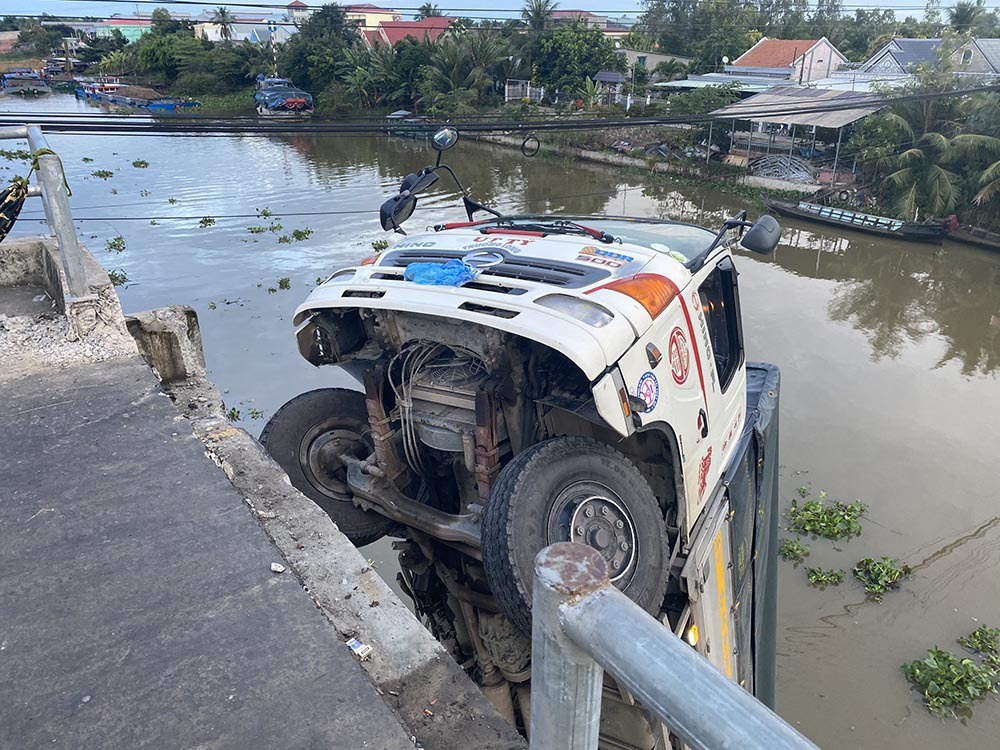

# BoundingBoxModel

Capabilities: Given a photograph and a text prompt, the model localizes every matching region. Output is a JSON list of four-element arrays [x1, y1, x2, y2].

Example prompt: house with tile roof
[[731, 37, 846, 82], [550, 10, 609, 29], [861, 38, 941, 73], [287, 1, 309, 23], [371, 17, 456, 46], [951, 38, 1000, 75], [344, 4, 402, 32]]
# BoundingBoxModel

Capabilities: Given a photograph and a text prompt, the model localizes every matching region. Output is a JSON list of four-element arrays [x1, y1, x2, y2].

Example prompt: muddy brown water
[[7, 95, 1000, 748]]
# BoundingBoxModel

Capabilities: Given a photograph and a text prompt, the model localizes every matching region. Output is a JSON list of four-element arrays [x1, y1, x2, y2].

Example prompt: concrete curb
[[128, 306, 526, 750]]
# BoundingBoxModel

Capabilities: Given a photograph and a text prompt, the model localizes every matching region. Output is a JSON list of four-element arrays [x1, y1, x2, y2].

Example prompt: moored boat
[[2, 69, 50, 96], [945, 223, 1000, 251], [254, 77, 314, 119], [74, 78, 199, 112], [761, 195, 946, 243]]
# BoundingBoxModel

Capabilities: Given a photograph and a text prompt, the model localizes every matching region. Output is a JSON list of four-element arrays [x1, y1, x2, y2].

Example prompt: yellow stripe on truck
[[712, 530, 733, 679]]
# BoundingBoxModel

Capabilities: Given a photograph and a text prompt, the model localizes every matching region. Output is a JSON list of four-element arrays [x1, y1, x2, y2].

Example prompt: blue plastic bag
[[404, 259, 478, 286]]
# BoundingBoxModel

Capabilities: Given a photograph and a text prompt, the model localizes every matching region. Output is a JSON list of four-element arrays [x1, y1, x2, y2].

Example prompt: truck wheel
[[260, 388, 395, 546], [482, 436, 671, 634]]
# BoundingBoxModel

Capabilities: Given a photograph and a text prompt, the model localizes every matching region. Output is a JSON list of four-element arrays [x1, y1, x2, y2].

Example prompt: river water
[[7, 95, 1000, 749]]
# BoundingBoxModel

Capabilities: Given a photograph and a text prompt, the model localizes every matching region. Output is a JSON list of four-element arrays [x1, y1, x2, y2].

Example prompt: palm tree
[[211, 7, 235, 41], [522, 0, 558, 33], [946, 0, 984, 33], [414, 3, 442, 20], [653, 59, 688, 81], [974, 159, 1000, 205], [878, 113, 1000, 219], [99, 49, 129, 76]]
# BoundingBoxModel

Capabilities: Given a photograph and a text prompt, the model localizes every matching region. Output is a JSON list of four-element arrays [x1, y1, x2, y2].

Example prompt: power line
[[32, 0, 1000, 12]]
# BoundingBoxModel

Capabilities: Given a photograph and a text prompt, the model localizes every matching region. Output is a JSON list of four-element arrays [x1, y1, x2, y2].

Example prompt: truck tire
[[482, 436, 671, 634], [260, 388, 395, 547]]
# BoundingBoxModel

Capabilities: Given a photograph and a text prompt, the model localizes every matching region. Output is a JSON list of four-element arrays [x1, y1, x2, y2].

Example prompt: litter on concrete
[[346, 637, 374, 660]]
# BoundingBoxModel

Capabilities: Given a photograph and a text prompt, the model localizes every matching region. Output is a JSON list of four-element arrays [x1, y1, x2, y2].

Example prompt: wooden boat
[[761, 195, 946, 243], [943, 223, 1000, 252]]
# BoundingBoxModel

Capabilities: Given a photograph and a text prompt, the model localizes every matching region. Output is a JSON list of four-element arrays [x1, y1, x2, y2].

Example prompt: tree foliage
[[280, 4, 359, 92], [534, 23, 624, 93]]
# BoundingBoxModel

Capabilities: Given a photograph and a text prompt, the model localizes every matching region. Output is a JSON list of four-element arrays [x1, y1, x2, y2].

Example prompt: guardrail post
[[26, 125, 90, 300], [529, 542, 608, 750]]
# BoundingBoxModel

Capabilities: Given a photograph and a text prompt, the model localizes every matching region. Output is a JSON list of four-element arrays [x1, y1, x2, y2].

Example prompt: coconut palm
[[653, 59, 688, 81], [414, 3, 442, 20], [974, 159, 1000, 205], [522, 0, 559, 33], [946, 0, 985, 33], [211, 7, 235, 41], [878, 112, 1000, 218]]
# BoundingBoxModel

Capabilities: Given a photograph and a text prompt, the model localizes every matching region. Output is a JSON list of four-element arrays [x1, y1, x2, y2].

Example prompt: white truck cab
[[264, 128, 783, 748]]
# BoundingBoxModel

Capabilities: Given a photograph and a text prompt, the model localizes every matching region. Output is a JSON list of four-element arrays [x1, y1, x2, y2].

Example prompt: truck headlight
[[535, 294, 613, 328]]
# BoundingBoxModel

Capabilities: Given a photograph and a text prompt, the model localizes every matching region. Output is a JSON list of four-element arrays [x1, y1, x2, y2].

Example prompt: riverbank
[[475, 132, 815, 206]]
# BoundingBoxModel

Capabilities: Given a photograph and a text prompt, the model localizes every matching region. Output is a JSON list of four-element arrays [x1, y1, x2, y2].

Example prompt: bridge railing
[[0, 124, 89, 299], [529, 542, 820, 750]]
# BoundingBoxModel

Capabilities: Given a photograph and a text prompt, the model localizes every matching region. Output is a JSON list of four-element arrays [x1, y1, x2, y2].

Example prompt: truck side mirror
[[380, 193, 417, 231], [740, 215, 781, 255]]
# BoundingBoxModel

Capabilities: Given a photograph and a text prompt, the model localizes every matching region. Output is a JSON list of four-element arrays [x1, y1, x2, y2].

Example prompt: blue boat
[[254, 76, 314, 119]]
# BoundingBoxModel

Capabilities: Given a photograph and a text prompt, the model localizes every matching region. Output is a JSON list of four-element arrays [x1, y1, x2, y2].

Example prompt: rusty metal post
[[529, 543, 606, 750]]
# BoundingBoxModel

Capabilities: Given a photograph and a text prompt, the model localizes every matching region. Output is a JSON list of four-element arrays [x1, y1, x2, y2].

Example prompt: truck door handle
[[698, 409, 709, 438]]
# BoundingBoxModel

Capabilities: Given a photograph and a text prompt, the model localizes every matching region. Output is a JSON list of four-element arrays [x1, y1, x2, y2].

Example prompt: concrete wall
[[795, 39, 845, 82]]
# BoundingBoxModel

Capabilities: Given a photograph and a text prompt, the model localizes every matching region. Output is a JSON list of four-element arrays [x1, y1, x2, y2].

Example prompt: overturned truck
[[262, 127, 782, 748]]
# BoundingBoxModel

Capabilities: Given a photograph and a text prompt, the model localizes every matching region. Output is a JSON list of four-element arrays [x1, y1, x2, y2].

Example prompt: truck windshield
[[510, 216, 715, 262]]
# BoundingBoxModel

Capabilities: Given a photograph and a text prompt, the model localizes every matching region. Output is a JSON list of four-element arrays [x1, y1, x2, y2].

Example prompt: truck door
[[688, 255, 747, 521]]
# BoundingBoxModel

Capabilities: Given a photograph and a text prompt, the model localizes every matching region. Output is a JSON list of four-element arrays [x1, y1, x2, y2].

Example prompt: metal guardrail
[[0, 124, 90, 299], [530, 543, 820, 750]]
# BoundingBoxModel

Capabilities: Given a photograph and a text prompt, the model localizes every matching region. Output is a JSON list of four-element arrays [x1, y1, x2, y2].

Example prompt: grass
[[91, 170, 114, 180], [106, 236, 126, 254], [787, 492, 867, 540], [225, 407, 241, 421], [853, 557, 910, 601], [132, 159, 149, 168], [192, 89, 255, 115], [277, 277, 291, 290], [198, 217, 216, 228], [108, 268, 128, 287], [806, 568, 845, 587], [778, 537, 809, 563]]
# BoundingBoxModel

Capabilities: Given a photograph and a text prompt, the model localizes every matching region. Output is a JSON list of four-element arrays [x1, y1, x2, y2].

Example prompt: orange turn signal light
[[361, 254, 379, 266], [588, 273, 678, 319]]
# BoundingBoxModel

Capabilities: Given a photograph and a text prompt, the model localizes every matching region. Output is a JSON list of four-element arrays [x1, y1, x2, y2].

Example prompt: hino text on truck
[[262, 128, 783, 749]]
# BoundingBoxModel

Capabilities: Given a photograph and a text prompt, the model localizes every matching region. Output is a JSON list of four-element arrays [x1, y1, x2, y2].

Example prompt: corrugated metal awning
[[709, 86, 883, 129]]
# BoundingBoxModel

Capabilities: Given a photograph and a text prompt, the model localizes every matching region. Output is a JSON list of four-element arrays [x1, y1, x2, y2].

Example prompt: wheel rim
[[297, 418, 371, 503], [545, 481, 638, 583]]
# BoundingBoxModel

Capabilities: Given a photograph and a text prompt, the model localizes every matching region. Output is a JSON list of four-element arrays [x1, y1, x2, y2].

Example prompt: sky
[[0, 0, 973, 23]]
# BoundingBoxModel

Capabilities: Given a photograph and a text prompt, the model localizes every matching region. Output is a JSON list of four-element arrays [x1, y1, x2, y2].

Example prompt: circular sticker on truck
[[636, 372, 658, 413], [668, 327, 690, 385]]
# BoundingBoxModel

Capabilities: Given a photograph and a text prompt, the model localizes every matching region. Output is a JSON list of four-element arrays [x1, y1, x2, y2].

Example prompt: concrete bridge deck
[[0, 354, 417, 750], [0, 235, 524, 750]]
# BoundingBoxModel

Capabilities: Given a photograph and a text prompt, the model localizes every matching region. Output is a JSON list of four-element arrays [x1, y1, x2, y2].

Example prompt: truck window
[[698, 257, 744, 392]]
